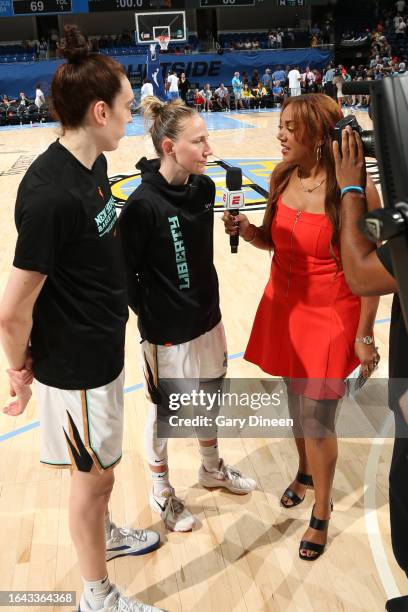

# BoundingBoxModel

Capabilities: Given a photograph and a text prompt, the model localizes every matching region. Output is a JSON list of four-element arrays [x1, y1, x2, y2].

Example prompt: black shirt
[[119, 157, 221, 345], [14, 141, 128, 390], [376, 243, 408, 379]]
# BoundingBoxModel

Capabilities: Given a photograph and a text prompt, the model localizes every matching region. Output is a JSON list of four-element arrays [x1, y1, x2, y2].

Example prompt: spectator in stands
[[395, 16, 407, 38], [253, 82, 271, 109], [311, 23, 321, 38], [2, 94, 15, 108], [16, 92, 30, 108], [214, 83, 230, 111], [39, 39, 48, 61], [141, 78, 153, 101], [313, 68, 323, 92], [398, 61, 408, 75], [244, 39, 252, 50], [323, 63, 335, 99], [262, 68, 273, 90], [194, 88, 205, 112], [200, 84, 213, 112], [167, 69, 179, 101], [276, 30, 283, 49], [34, 84, 45, 109], [272, 83, 284, 107], [272, 65, 287, 87], [288, 65, 301, 97], [267, 31, 276, 49], [332, 69, 345, 110], [302, 66, 315, 93], [251, 70, 260, 88], [232, 72, 244, 110], [178, 73, 190, 102], [242, 84, 254, 109], [396, 0, 405, 13], [252, 38, 260, 50], [311, 35, 319, 48]]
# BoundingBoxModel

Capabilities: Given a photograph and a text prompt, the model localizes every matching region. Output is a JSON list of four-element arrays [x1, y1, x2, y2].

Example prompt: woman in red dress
[[223, 94, 381, 560]]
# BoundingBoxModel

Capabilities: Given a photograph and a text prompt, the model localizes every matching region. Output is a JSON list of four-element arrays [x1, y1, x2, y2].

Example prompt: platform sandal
[[280, 471, 314, 508], [298, 502, 333, 562]]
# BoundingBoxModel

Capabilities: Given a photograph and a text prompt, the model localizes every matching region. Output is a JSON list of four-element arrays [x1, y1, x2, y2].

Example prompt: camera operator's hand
[[333, 126, 366, 191]]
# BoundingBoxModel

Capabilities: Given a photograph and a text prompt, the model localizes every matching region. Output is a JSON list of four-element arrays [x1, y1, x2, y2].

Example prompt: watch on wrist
[[355, 335, 374, 345]]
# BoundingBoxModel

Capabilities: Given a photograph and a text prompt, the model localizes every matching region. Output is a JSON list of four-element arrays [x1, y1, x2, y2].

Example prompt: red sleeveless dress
[[245, 195, 361, 399]]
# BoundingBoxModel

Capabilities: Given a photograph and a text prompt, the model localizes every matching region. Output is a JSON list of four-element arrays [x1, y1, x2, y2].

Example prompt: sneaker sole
[[150, 501, 195, 532], [106, 538, 160, 561], [198, 479, 253, 494]]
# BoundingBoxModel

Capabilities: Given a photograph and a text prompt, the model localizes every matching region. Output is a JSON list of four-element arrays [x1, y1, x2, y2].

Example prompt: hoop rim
[[154, 34, 170, 49]]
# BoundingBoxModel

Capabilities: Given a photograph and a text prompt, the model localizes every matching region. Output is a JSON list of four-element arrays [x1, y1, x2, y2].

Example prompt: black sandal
[[280, 471, 314, 508], [299, 502, 333, 562]]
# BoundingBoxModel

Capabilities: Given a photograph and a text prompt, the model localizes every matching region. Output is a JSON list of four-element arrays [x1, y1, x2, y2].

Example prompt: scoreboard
[[0, 0, 184, 16], [200, 0, 255, 6]]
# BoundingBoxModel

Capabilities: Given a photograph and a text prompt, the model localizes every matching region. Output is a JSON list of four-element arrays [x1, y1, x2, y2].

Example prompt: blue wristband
[[341, 185, 365, 197]]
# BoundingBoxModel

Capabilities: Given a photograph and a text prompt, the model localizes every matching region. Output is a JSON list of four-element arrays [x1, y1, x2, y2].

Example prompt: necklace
[[297, 168, 327, 193]]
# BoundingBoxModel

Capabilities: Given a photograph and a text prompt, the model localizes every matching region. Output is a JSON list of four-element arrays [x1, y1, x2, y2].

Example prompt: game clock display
[[88, 0, 183, 11], [12, 0, 71, 13], [200, 0, 255, 6]]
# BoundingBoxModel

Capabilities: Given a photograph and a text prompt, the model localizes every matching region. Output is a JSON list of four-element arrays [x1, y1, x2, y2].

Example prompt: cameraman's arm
[[333, 128, 397, 296]]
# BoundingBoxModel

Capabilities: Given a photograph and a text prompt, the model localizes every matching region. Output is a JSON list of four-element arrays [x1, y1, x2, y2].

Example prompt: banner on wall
[[146, 44, 166, 101], [0, 49, 333, 98]]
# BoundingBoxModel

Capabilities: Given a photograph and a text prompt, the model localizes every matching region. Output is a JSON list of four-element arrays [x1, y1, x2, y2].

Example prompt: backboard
[[135, 11, 186, 44]]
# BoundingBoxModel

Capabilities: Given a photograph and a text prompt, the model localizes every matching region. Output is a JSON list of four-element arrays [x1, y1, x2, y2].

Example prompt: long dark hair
[[261, 93, 343, 264]]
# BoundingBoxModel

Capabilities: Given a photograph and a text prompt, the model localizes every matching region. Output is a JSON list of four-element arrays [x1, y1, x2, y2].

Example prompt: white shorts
[[142, 321, 227, 402], [35, 369, 125, 472], [290, 87, 301, 97]]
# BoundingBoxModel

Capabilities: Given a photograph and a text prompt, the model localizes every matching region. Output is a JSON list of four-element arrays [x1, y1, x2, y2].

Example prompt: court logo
[[109, 159, 281, 213]]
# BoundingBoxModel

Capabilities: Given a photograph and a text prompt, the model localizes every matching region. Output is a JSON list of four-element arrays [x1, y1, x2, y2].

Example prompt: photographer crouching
[[333, 125, 408, 612]]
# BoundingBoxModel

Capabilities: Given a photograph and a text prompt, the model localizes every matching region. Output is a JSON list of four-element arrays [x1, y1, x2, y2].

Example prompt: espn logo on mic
[[222, 189, 245, 211]]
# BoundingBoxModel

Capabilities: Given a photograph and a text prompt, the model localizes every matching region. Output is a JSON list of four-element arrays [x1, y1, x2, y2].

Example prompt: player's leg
[[195, 321, 257, 494], [36, 374, 162, 610], [142, 342, 195, 532]]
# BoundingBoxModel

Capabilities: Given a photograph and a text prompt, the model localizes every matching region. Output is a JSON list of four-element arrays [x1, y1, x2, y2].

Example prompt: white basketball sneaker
[[106, 522, 160, 561], [78, 583, 164, 611], [198, 459, 256, 494], [150, 487, 195, 532]]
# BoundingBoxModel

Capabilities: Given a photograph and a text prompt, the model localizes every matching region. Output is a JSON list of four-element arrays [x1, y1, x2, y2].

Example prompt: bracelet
[[340, 185, 365, 198], [244, 224, 257, 243]]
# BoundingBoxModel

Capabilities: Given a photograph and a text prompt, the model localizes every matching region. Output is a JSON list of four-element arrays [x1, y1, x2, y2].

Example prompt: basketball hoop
[[154, 34, 170, 52]]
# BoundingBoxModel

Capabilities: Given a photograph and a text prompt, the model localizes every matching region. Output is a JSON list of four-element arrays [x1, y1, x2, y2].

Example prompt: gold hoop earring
[[316, 145, 322, 161]]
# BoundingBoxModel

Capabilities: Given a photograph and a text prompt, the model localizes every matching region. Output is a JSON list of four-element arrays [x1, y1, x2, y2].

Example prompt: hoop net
[[154, 34, 170, 51]]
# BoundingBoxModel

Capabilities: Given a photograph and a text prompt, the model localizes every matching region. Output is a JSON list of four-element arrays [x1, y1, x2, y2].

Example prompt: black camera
[[333, 115, 376, 158]]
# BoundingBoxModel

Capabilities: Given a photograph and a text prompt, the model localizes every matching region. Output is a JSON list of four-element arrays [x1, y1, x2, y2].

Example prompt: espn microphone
[[222, 167, 245, 253]]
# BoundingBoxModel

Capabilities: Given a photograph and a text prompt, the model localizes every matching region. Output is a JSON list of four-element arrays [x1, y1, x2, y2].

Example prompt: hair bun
[[60, 25, 89, 63]]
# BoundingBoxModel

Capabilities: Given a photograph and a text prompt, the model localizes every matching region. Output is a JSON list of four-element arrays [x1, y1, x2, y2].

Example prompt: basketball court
[[0, 101, 403, 612]]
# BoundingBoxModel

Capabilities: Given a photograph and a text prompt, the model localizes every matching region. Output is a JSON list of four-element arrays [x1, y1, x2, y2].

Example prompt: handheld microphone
[[222, 167, 245, 254]]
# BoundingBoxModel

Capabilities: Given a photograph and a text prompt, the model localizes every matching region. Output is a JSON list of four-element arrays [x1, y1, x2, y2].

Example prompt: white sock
[[83, 575, 111, 610], [152, 469, 171, 497], [199, 443, 220, 472]]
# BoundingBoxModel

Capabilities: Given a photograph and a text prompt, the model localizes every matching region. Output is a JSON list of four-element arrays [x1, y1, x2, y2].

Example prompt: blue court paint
[[0, 112, 256, 135], [0, 419, 40, 442]]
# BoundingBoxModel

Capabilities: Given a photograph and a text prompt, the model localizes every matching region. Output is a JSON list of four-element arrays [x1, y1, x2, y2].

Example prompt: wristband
[[340, 185, 365, 198]]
